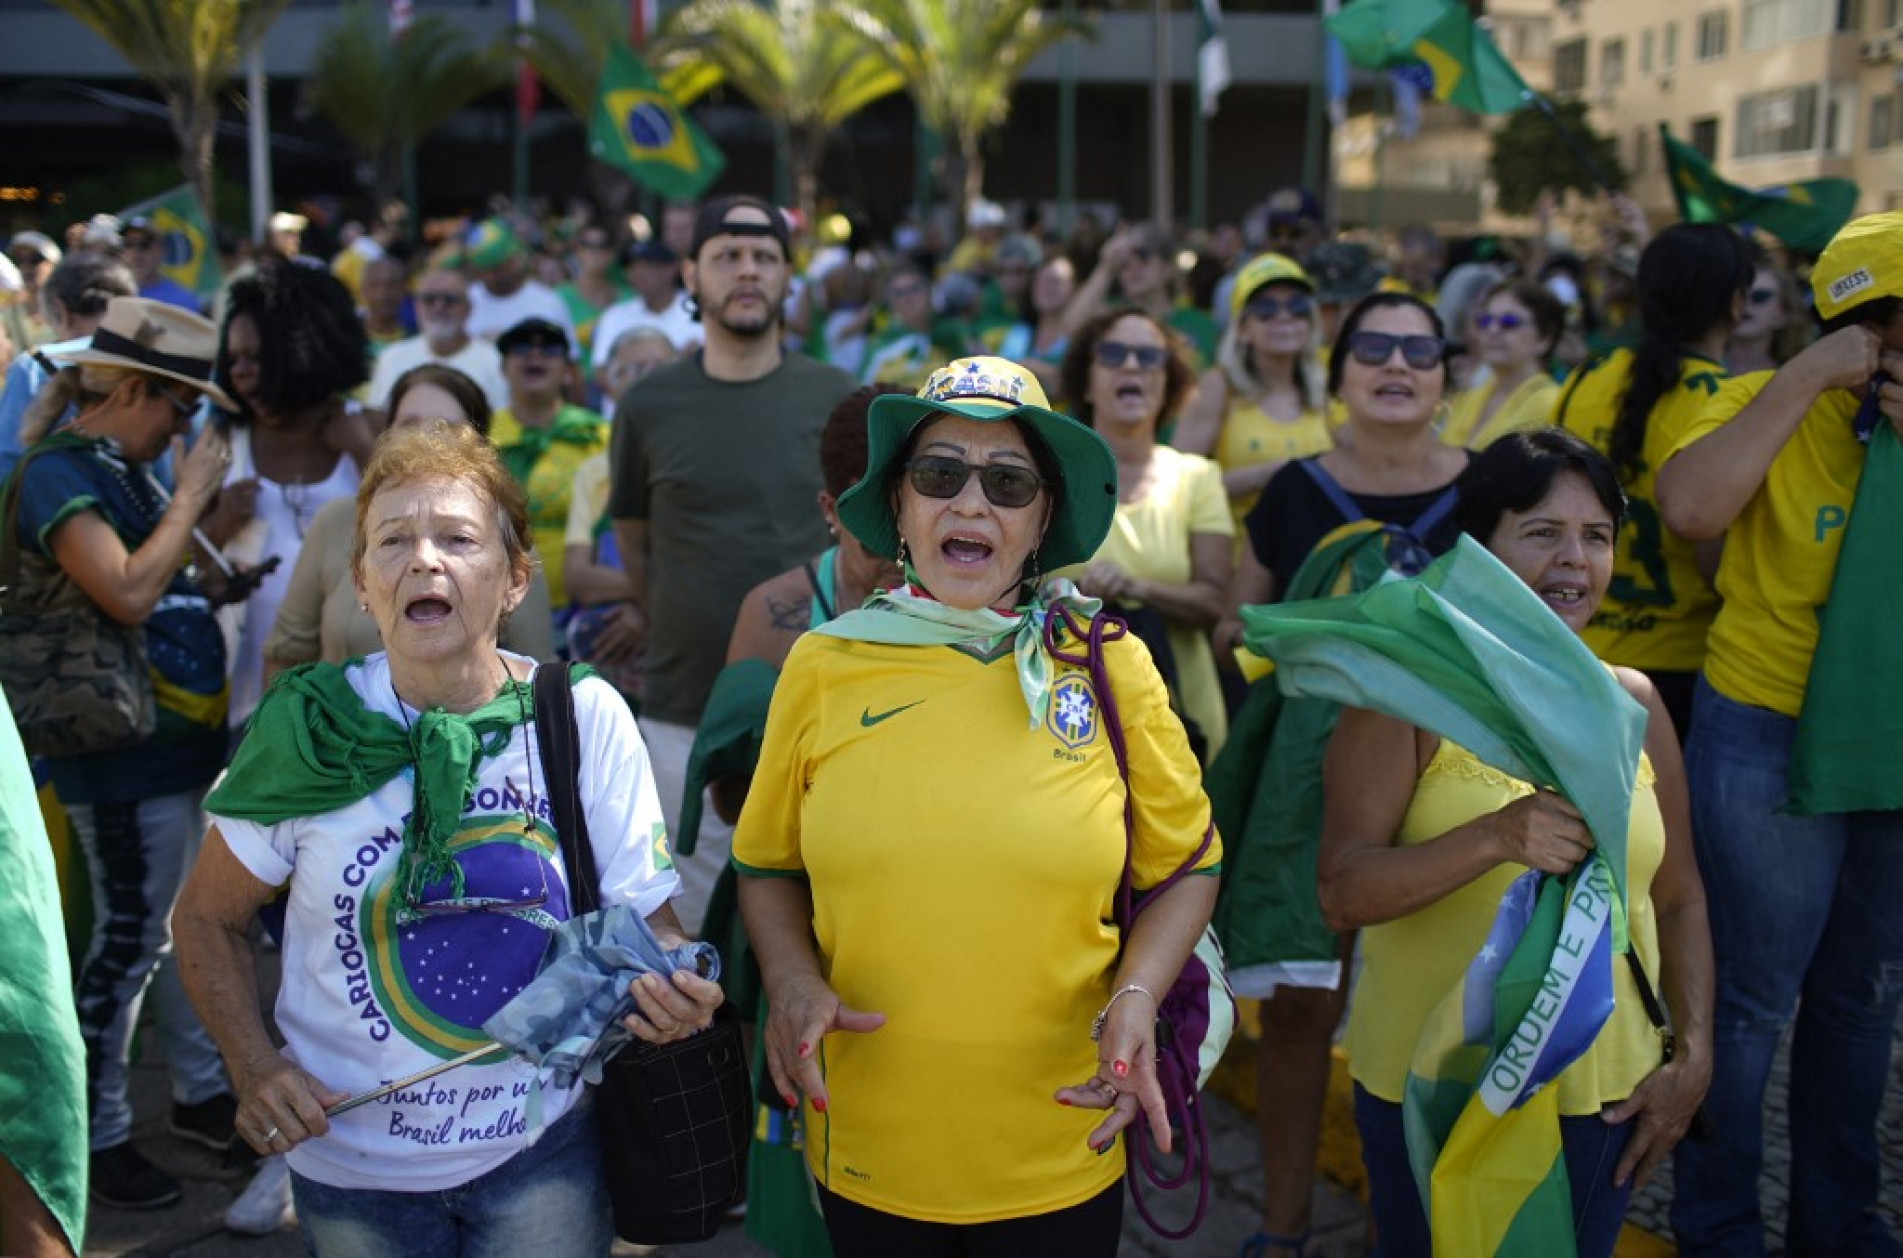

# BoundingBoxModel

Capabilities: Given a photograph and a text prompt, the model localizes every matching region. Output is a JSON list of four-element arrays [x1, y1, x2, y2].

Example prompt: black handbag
[[532, 663, 751, 1245]]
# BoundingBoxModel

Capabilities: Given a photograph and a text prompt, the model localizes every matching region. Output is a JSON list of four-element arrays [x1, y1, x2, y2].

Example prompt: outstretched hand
[[761, 972, 885, 1114]]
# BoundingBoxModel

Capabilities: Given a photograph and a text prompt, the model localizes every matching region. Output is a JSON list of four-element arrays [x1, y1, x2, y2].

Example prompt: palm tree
[[50, 0, 291, 222], [305, 7, 511, 204], [842, 0, 1080, 221], [524, 0, 721, 122], [668, 0, 904, 229]]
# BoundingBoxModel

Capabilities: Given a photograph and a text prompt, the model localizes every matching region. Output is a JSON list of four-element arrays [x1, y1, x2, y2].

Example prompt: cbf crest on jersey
[[1047, 674, 1100, 750]]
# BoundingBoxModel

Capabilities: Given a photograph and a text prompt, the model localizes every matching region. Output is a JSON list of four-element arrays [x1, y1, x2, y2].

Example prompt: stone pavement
[[82, 1010, 1903, 1257]]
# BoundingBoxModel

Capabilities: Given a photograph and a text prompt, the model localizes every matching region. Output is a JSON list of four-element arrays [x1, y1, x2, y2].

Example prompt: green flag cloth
[[1325, 0, 1530, 114], [0, 702, 86, 1254], [1238, 533, 1646, 939], [118, 185, 223, 301], [1208, 521, 1399, 993], [1788, 421, 1899, 812], [1659, 125, 1858, 254], [679, 657, 779, 855], [588, 43, 725, 200], [206, 662, 536, 915]]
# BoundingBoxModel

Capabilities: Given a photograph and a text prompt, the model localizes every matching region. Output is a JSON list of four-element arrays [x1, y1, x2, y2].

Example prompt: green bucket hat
[[835, 356, 1118, 573], [466, 217, 525, 270]]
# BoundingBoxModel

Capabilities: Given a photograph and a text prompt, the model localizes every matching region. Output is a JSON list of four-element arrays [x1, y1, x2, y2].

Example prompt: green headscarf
[[206, 661, 533, 916]]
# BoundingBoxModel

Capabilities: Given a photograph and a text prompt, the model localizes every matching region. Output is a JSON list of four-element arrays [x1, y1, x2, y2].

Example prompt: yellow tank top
[[1344, 740, 1665, 1114], [1214, 396, 1332, 532]]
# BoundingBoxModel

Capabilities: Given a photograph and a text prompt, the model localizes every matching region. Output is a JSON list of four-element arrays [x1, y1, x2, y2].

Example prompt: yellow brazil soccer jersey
[[731, 630, 1218, 1224], [1556, 349, 1726, 672], [1440, 373, 1560, 451], [1665, 372, 1866, 718]]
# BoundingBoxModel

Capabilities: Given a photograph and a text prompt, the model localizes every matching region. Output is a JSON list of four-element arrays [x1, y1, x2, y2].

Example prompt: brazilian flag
[[1659, 124, 1858, 253], [588, 43, 724, 200], [117, 185, 222, 301], [1325, 0, 1530, 116]]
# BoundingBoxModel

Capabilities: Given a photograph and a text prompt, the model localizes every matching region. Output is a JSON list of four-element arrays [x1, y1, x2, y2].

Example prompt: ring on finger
[[262, 1126, 280, 1143]]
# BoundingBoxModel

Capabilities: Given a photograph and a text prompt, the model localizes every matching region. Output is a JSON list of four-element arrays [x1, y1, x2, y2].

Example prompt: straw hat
[[62, 296, 236, 411]]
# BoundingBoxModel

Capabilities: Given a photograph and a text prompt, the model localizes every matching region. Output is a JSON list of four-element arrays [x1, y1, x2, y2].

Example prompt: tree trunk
[[170, 93, 219, 227], [793, 127, 824, 244], [961, 140, 985, 227]]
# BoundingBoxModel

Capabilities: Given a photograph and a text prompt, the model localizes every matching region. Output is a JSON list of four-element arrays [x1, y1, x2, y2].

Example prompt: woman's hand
[[1054, 991, 1171, 1154], [1483, 789, 1593, 875], [1601, 1052, 1712, 1189], [172, 428, 230, 513], [199, 477, 259, 546], [621, 968, 724, 1045], [1075, 561, 1136, 604], [235, 1052, 347, 1157], [587, 603, 643, 664], [759, 972, 885, 1114]]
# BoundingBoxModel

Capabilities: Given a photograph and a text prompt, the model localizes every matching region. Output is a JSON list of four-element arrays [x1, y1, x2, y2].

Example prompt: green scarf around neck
[[206, 661, 532, 914], [812, 573, 1101, 727]]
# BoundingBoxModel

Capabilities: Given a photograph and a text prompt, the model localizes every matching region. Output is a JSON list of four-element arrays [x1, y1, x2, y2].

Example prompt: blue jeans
[[290, 1096, 612, 1258], [1353, 1085, 1633, 1258], [1670, 678, 1903, 1257], [67, 789, 229, 1149]]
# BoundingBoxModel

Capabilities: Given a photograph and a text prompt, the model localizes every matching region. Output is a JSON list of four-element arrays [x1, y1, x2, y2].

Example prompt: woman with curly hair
[[203, 258, 374, 729]]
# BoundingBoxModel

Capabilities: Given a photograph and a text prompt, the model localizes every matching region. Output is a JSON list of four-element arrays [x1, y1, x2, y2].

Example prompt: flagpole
[[1150, 0, 1173, 230], [246, 47, 271, 244], [1528, 93, 1612, 194], [1302, 0, 1326, 218], [513, 0, 536, 208], [1057, 0, 1078, 234]]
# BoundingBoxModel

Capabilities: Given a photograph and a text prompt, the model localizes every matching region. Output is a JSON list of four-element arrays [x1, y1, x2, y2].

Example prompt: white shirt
[[467, 279, 577, 349], [366, 336, 510, 412], [213, 655, 679, 1192], [589, 292, 700, 371]]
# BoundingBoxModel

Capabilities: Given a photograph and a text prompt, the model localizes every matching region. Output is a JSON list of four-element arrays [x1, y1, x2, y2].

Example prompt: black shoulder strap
[[532, 662, 601, 914], [1408, 484, 1461, 540], [1296, 457, 1364, 525]]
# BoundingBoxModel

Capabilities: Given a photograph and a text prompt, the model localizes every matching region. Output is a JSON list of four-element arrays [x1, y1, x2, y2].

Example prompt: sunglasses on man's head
[[1245, 294, 1314, 321], [1346, 331, 1444, 370], [1474, 311, 1528, 332], [1093, 340, 1168, 371], [905, 456, 1045, 509]]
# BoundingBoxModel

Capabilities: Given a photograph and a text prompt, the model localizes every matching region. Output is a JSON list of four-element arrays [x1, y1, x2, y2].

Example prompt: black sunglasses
[[1244, 294, 1314, 320], [1747, 286, 1778, 306], [905, 456, 1045, 509], [506, 338, 566, 357], [1093, 340, 1168, 371], [1347, 331, 1444, 370]]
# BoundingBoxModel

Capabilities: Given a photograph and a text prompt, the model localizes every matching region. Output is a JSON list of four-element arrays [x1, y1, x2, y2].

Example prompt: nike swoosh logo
[[860, 701, 925, 727]]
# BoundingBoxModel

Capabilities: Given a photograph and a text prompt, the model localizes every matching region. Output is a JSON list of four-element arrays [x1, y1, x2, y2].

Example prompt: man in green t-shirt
[[608, 196, 854, 932]]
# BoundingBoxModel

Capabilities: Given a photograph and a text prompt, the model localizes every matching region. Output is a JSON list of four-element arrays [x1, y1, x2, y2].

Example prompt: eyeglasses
[[404, 853, 549, 919], [1747, 286, 1778, 306], [158, 387, 198, 420], [1093, 340, 1168, 371], [1244, 294, 1314, 320], [1473, 311, 1529, 332], [905, 456, 1045, 509], [506, 339, 565, 357], [1346, 331, 1444, 370], [417, 291, 467, 308]]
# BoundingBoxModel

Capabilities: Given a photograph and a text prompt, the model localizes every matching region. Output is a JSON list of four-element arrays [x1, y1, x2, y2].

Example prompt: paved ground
[[82, 1007, 1903, 1257]]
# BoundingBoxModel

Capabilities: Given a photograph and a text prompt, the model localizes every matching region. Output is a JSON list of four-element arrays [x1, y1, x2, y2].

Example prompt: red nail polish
[[812, 1098, 827, 1114], [1058, 1097, 1071, 1106], [1112, 1060, 1128, 1077], [783, 1094, 798, 1108]]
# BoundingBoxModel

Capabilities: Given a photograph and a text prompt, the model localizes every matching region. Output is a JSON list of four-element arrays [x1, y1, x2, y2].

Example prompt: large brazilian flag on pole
[[1239, 536, 1648, 1256], [118, 185, 222, 303], [588, 42, 725, 200]]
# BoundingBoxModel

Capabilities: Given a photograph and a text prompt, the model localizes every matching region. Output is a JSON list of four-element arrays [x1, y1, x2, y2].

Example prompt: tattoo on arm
[[766, 594, 812, 632]]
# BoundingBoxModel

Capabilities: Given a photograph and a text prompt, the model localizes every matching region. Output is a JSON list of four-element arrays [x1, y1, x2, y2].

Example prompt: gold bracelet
[[1090, 983, 1157, 1043]]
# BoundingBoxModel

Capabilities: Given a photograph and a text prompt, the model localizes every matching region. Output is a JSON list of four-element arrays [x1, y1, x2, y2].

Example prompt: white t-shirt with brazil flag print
[[212, 653, 678, 1191], [733, 631, 1218, 1224]]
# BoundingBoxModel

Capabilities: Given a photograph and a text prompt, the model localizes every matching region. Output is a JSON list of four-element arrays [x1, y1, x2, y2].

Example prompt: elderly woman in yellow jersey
[[1656, 212, 1903, 1257], [734, 356, 1218, 1255], [1323, 429, 1712, 1258], [1440, 279, 1564, 451], [1554, 223, 1752, 742], [1173, 253, 1332, 532]]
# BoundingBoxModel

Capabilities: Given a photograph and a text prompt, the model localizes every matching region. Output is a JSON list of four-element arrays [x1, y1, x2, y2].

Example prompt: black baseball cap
[[688, 196, 790, 262], [621, 238, 678, 267], [496, 316, 570, 355]]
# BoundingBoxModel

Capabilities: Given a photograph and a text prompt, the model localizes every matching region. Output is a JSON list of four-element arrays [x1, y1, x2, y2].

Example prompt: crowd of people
[[0, 182, 1898, 1258]]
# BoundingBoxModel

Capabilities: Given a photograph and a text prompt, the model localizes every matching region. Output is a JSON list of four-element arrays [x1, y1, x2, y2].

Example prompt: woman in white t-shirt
[[201, 259, 376, 729], [176, 424, 719, 1256]]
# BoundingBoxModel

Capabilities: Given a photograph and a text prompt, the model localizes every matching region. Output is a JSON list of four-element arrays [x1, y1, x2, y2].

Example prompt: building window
[[1736, 84, 1821, 155], [1888, 0, 1901, 26], [1872, 93, 1894, 147], [1697, 10, 1730, 58], [1602, 37, 1627, 85], [1554, 38, 1589, 91], [1742, 0, 1833, 49], [1692, 115, 1721, 157], [1632, 126, 1650, 173], [1664, 21, 1680, 65], [1826, 84, 1856, 151], [1641, 28, 1656, 72], [1841, 0, 1862, 29]]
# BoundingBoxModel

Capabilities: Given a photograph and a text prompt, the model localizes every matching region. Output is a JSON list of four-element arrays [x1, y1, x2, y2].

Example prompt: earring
[[1027, 547, 1043, 589], [895, 536, 910, 569]]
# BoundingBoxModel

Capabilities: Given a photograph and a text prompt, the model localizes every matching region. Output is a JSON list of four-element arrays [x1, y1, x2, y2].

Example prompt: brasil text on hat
[[1230, 252, 1313, 322], [834, 355, 1117, 573], [63, 296, 237, 411], [1812, 212, 1903, 322]]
